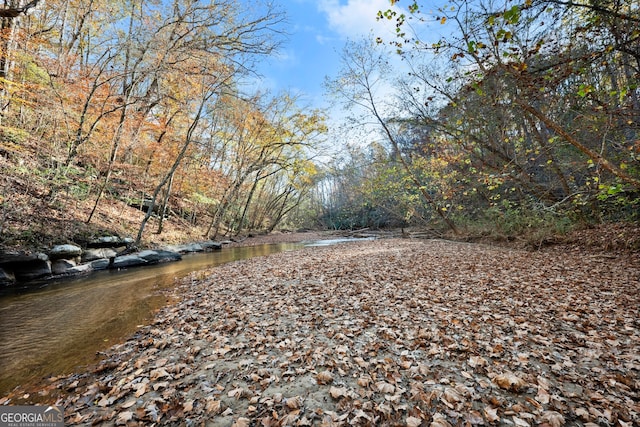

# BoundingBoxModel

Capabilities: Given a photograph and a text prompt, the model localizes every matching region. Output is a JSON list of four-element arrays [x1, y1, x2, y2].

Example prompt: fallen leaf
[[484, 406, 499, 423], [115, 411, 133, 425], [232, 417, 250, 427], [316, 370, 334, 385], [376, 381, 395, 393], [406, 416, 422, 427], [285, 395, 302, 409], [329, 386, 347, 399], [431, 412, 452, 427], [493, 372, 527, 391], [120, 398, 137, 409], [535, 386, 550, 404], [512, 416, 530, 427], [540, 411, 565, 427], [205, 398, 222, 415]]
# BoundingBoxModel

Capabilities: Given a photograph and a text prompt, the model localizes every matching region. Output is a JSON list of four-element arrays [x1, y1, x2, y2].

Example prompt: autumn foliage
[[322, 0, 639, 236], [0, 0, 325, 248]]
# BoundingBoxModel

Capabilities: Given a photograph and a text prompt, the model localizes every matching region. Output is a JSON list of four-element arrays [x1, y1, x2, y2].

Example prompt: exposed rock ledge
[[0, 237, 223, 288]]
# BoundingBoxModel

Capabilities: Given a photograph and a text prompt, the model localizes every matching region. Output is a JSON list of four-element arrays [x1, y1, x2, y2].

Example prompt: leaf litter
[[4, 238, 639, 426]]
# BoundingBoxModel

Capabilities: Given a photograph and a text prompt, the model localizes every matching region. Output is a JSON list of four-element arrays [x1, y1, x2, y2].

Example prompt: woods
[[0, 0, 325, 248], [321, 0, 639, 237], [0, 0, 638, 248]]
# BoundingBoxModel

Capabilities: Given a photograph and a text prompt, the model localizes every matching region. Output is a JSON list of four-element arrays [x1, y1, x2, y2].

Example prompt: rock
[[112, 254, 147, 269], [67, 263, 93, 275], [0, 250, 48, 265], [82, 248, 117, 262], [138, 250, 182, 264], [52, 259, 76, 275], [164, 243, 204, 254], [0, 252, 52, 281], [200, 241, 223, 251], [49, 244, 82, 260], [90, 259, 110, 270], [0, 267, 15, 286], [15, 260, 52, 281], [88, 236, 134, 248]]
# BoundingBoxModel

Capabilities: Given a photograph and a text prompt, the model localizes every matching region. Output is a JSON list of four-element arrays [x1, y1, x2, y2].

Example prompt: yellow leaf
[[440, 17, 447, 24]]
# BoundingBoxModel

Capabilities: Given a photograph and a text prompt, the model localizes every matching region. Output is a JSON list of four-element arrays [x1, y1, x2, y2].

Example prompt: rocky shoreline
[[2, 237, 638, 425], [0, 236, 227, 289], [0, 231, 339, 289]]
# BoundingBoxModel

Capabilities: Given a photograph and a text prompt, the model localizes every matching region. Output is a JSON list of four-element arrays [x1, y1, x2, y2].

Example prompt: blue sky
[[255, 0, 405, 110]]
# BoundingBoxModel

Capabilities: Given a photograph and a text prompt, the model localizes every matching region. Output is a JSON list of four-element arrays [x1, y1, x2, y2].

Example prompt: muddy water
[[0, 242, 305, 395]]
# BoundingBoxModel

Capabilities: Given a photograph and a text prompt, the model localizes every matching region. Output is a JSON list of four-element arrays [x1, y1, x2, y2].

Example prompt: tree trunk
[[517, 100, 640, 190]]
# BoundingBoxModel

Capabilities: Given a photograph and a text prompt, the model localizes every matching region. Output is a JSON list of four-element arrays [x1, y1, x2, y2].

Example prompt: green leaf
[[504, 5, 520, 24]]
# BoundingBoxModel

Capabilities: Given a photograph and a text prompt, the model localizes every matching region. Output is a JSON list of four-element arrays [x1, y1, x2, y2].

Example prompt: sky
[[255, 0, 405, 111]]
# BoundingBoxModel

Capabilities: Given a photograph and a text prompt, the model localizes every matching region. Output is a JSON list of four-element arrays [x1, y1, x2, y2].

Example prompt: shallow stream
[[0, 241, 317, 395]]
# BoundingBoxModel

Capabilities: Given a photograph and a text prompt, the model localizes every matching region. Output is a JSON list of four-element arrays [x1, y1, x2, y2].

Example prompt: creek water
[[0, 241, 312, 396]]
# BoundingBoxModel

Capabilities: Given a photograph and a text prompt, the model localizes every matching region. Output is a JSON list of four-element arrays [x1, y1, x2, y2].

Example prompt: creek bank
[[3, 238, 638, 425], [0, 236, 224, 288]]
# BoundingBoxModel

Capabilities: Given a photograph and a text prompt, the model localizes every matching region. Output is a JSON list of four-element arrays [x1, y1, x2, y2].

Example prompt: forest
[[0, 0, 638, 250]]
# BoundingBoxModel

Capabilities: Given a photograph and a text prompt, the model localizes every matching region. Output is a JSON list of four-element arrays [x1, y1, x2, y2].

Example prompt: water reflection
[[0, 242, 302, 395]]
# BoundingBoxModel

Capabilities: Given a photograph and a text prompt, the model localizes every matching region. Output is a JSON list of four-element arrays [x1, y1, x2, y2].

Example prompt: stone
[[112, 254, 147, 269], [52, 259, 77, 275], [181, 243, 203, 253], [200, 241, 223, 251], [82, 248, 117, 262], [90, 259, 110, 270], [0, 250, 48, 265], [0, 267, 15, 286], [49, 244, 82, 260], [88, 236, 134, 248], [13, 257, 52, 281], [67, 263, 93, 275], [138, 250, 182, 264]]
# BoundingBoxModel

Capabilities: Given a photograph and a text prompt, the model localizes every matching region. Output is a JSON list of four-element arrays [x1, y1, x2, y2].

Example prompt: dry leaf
[[535, 386, 550, 404], [228, 388, 248, 399], [484, 406, 499, 423], [357, 376, 371, 387], [149, 368, 169, 381], [205, 398, 222, 415], [468, 355, 487, 368], [115, 411, 133, 425], [329, 386, 347, 399], [540, 411, 565, 427], [512, 416, 530, 427], [430, 413, 452, 427], [406, 416, 422, 427], [375, 381, 395, 393], [285, 396, 302, 409], [316, 370, 334, 385], [120, 398, 137, 409], [232, 418, 251, 427], [493, 372, 527, 391]]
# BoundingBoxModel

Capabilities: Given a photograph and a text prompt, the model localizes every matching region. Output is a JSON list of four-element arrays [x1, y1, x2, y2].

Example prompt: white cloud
[[318, 0, 402, 40]]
